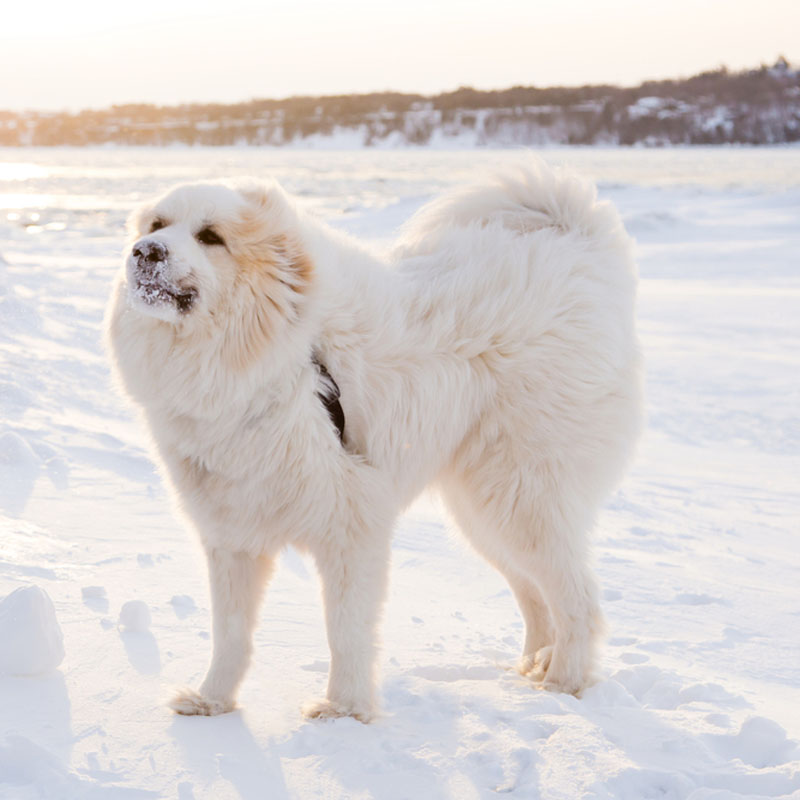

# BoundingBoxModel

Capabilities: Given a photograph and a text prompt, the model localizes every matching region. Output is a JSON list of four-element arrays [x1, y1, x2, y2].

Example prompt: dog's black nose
[[132, 239, 168, 266]]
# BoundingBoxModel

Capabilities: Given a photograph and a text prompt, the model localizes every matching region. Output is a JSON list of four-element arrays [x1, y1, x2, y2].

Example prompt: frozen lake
[[1, 146, 799, 799], [2, 145, 800, 213]]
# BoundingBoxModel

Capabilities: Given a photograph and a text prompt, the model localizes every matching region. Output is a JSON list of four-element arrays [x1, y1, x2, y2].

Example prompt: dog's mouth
[[134, 275, 198, 314], [128, 253, 198, 316]]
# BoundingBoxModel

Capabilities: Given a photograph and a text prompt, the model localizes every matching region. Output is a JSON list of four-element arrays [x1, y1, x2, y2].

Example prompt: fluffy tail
[[394, 157, 627, 258]]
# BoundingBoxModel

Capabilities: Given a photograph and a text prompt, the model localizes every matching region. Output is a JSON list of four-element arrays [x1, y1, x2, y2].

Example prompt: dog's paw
[[536, 677, 586, 697], [302, 698, 375, 723], [529, 644, 593, 696], [169, 688, 234, 716], [527, 645, 553, 683], [517, 649, 544, 677]]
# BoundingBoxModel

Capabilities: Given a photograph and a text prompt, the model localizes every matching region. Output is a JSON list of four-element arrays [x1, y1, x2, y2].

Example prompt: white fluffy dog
[[106, 159, 642, 721]]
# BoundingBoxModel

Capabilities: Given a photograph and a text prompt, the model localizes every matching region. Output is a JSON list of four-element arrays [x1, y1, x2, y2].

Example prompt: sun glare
[[0, 0, 797, 111], [0, 164, 49, 181]]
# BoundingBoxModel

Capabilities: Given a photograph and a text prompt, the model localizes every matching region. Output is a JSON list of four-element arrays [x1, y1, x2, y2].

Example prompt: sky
[[1, 0, 798, 111]]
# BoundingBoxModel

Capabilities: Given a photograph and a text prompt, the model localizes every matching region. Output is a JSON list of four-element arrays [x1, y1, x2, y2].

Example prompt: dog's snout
[[133, 239, 168, 266]]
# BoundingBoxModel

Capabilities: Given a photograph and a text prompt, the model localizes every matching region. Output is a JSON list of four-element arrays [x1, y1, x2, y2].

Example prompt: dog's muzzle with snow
[[127, 237, 198, 317]]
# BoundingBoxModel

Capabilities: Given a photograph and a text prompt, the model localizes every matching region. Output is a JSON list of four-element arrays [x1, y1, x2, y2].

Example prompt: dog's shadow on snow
[[166, 692, 474, 800], [169, 711, 289, 800], [276, 682, 513, 799]]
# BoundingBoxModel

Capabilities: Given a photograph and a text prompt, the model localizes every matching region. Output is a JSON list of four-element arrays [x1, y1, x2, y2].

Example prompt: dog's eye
[[196, 227, 225, 247], [150, 218, 167, 233]]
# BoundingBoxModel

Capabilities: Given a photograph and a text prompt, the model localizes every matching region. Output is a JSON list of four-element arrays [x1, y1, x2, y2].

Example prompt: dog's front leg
[[170, 548, 273, 716], [304, 533, 390, 723]]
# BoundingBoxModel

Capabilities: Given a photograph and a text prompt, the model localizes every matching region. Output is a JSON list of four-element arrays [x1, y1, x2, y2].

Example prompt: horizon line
[[2, 56, 794, 117]]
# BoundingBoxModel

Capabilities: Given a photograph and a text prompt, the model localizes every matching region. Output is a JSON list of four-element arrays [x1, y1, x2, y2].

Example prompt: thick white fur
[[106, 159, 642, 722]]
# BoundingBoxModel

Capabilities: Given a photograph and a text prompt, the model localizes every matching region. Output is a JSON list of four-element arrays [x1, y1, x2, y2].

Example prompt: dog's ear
[[223, 185, 315, 372], [230, 184, 314, 292], [126, 203, 151, 242]]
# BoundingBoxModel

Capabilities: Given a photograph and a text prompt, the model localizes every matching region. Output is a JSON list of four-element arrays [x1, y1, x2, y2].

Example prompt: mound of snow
[[170, 594, 196, 618], [0, 585, 65, 675], [118, 600, 151, 632]]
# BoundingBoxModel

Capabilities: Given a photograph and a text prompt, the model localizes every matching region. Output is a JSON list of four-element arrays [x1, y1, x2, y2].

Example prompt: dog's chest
[[160, 404, 334, 552], [166, 406, 293, 492]]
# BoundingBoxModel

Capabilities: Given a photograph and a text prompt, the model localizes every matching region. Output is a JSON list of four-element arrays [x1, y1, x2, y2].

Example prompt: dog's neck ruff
[[312, 355, 345, 445]]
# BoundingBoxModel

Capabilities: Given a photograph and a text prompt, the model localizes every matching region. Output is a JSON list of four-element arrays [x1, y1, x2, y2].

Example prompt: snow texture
[[0, 586, 65, 676], [0, 147, 799, 799], [118, 600, 152, 633]]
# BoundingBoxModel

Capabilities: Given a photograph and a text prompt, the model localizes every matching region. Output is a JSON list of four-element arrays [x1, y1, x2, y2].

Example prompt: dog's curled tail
[[394, 157, 627, 258]]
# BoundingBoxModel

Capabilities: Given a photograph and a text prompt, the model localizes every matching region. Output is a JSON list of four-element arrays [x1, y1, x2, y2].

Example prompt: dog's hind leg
[[509, 520, 605, 695], [438, 472, 554, 676], [440, 458, 604, 696], [170, 548, 273, 716], [506, 574, 554, 676], [304, 527, 391, 723]]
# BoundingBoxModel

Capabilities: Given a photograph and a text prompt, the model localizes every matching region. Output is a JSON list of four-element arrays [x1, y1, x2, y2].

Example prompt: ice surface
[[0, 585, 65, 675], [0, 147, 799, 799]]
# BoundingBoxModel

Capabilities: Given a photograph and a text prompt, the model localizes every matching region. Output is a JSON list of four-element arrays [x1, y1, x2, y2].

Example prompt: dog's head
[[123, 181, 313, 367]]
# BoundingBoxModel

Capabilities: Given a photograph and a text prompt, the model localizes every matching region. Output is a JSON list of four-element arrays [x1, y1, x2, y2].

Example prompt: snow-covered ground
[[1, 147, 799, 799]]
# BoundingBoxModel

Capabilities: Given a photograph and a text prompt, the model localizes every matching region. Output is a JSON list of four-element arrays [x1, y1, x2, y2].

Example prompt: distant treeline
[[2, 58, 799, 147]]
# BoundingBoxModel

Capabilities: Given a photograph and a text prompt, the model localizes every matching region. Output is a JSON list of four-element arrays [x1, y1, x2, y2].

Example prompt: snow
[[1, 146, 799, 799], [118, 600, 152, 633], [0, 586, 65, 676], [170, 595, 197, 619], [130, 257, 170, 305], [627, 96, 667, 119]]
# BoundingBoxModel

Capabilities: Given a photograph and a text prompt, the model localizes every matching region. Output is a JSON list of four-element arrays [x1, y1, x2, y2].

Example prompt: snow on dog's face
[[124, 181, 313, 368]]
